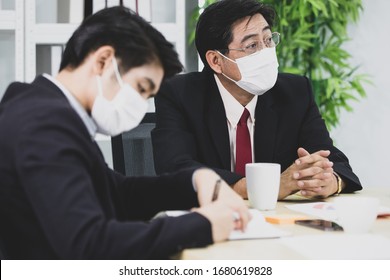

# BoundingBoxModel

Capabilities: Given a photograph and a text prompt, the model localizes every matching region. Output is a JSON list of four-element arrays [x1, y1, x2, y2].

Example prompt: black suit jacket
[[0, 76, 212, 259], [152, 69, 362, 192]]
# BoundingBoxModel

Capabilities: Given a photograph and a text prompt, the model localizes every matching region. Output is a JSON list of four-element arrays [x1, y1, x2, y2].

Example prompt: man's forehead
[[231, 13, 269, 37]]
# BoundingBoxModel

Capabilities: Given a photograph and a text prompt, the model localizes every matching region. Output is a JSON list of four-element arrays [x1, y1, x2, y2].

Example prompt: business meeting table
[[176, 187, 390, 260]]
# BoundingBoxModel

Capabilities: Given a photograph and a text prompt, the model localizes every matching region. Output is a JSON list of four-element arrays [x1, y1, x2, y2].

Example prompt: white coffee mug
[[334, 196, 379, 233], [246, 163, 281, 210]]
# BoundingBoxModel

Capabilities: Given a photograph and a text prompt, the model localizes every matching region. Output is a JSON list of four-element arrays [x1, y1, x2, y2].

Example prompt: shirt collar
[[214, 74, 257, 127], [43, 73, 97, 138]]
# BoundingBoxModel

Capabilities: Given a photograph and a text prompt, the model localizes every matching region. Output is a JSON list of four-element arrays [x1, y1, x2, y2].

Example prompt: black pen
[[212, 178, 241, 222], [211, 179, 221, 201]]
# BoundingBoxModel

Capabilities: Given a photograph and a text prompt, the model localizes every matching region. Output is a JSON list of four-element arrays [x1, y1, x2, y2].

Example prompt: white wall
[[331, 0, 390, 188], [0, 31, 15, 98]]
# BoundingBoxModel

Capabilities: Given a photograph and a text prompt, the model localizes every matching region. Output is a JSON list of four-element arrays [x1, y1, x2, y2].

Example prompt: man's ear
[[205, 50, 223, 74], [92, 46, 115, 75]]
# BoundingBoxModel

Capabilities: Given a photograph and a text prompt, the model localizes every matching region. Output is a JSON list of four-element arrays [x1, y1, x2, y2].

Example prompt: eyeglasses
[[219, 32, 280, 56]]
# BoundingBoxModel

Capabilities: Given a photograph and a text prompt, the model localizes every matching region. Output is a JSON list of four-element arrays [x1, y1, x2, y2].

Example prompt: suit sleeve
[[152, 81, 242, 185], [110, 167, 200, 221], [299, 76, 362, 193], [15, 109, 212, 259]]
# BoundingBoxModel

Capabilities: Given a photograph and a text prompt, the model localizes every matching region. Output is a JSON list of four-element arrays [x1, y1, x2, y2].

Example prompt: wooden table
[[177, 188, 390, 259]]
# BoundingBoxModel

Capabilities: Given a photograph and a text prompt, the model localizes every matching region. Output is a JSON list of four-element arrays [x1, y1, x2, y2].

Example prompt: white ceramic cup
[[333, 196, 379, 233], [246, 163, 281, 210]]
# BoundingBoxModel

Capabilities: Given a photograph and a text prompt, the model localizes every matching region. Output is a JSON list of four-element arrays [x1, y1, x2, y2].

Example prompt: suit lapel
[[205, 73, 231, 170], [254, 88, 278, 162]]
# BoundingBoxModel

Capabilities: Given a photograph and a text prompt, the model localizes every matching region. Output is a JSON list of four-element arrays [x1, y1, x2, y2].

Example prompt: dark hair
[[195, 0, 276, 70], [60, 6, 182, 79]]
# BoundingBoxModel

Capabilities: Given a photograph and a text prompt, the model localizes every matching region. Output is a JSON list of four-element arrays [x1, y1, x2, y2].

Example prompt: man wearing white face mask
[[152, 0, 362, 200], [92, 56, 149, 136], [0, 6, 250, 259]]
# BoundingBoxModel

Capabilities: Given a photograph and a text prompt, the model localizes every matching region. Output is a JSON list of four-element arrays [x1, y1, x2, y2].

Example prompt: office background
[[331, 0, 390, 188], [0, 0, 389, 188]]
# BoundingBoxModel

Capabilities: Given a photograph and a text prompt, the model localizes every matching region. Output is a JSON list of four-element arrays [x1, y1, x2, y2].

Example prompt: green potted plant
[[189, 0, 370, 129]]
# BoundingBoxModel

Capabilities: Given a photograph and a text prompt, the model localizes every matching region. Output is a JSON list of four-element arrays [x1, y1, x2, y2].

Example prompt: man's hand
[[279, 163, 302, 199], [193, 201, 236, 242], [292, 148, 337, 198], [231, 148, 338, 200], [232, 177, 248, 199], [193, 169, 251, 234]]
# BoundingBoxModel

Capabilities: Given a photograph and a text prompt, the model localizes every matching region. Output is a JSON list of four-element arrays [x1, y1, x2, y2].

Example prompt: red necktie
[[235, 108, 252, 176]]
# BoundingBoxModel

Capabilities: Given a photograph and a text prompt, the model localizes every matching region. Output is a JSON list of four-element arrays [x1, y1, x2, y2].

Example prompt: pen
[[211, 179, 241, 222], [211, 179, 221, 201]]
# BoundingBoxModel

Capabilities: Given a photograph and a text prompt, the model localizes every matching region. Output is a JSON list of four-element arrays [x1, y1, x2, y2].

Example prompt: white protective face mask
[[91, 57, 148, 136], [219, 47, 279, 96]]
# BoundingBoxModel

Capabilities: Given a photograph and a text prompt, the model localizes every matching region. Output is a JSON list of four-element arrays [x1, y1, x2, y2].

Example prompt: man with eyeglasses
[[152, 0, 362, 200]]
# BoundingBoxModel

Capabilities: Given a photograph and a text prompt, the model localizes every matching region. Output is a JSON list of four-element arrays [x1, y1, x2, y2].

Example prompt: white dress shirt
[[214, 74, 258, 172]]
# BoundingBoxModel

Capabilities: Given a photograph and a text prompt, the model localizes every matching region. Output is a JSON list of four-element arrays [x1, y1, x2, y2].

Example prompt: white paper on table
[[165, 210, 190, 217], [165, 209, 291, 240], [280, 234, 390, 259], [229, 209, 291, 240], [285, 202, 390, 221], [285, 202, 339, 221]]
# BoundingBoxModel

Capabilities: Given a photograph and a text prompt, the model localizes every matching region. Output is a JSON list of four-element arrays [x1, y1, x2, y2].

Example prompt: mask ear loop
[[96, 75, 104, 96], [112, 56, 124, 87], [216, 50, 240, 83]]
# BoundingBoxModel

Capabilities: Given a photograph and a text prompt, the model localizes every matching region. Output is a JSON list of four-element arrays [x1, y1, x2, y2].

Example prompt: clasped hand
[[279, 147, 338, 199]]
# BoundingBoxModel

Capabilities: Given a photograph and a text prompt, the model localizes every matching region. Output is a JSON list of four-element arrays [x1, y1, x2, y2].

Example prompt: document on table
[[285, 202, 339, 221], [165, 209, 291, 240], [285, 202, 390, 221], [229, 209, 291, 240]]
